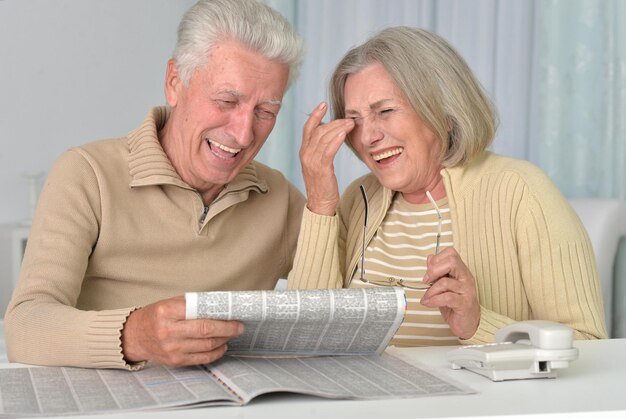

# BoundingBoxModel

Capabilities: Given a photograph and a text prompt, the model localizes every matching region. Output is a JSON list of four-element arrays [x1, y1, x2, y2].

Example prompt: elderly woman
[[288, 26, 607, 345]]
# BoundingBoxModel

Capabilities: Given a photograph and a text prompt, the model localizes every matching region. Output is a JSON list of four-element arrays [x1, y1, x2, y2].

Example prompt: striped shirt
[[350, 194, 458, 346]]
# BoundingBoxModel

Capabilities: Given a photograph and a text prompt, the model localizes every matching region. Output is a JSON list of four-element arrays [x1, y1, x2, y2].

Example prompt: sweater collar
[[126, 107, 268, 195]]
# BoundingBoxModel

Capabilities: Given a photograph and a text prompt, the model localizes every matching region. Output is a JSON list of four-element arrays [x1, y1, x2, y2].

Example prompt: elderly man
[[5, 0, 304, 370]]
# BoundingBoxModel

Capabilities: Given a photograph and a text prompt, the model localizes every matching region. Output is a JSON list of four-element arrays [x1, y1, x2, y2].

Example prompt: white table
[[1, 335, 624, 419]]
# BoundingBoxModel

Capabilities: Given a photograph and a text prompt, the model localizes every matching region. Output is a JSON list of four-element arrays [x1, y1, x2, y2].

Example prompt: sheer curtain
[[531, 0, 626, 199], [256, 0, 299, 178], [261, 0, 625, 200]]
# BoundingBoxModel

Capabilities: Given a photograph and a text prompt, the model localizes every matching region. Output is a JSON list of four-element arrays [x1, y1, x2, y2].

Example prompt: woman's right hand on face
[[300, 102, 355, 216]]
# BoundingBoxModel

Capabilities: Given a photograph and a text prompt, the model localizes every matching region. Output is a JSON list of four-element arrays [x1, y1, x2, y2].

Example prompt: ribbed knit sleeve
[[514, 189, 606, 340], [88, 308, 146, 370], [447, 155, 607, 343], [287, 207, 343, 289], [4, 150, 143, 370]]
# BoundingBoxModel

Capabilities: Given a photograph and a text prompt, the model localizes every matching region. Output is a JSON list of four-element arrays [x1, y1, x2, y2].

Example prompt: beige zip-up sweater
[[5, 107, 305, 369], [289, 151, 607, 342]]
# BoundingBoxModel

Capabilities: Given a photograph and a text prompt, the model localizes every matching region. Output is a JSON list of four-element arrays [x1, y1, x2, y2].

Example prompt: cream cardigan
[[288, 151, 607, 342], [5, 107, 305, 369]]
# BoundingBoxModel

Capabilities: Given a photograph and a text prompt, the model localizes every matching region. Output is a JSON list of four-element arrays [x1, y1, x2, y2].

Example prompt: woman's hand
[[420, 248, 480, 339], [300, 102, 355, 216]]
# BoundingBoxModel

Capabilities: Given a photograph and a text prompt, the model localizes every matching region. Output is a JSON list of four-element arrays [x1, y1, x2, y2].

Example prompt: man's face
[[164, 40, 289, 196]]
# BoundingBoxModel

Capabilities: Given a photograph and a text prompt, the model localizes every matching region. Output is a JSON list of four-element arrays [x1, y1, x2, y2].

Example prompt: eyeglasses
[[357, 185, 441, 290]]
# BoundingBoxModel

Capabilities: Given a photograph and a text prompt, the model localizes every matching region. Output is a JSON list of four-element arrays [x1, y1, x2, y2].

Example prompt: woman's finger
[[302, 102, 328, 145]]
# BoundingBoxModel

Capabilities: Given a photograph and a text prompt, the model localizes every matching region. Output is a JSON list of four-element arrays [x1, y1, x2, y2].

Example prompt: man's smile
[[207, 138, 241, 159]]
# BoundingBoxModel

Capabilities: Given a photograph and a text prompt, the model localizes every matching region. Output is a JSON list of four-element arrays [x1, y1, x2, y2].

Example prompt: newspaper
[[0, 353, 475, 416], [186, 287, 406, 355]]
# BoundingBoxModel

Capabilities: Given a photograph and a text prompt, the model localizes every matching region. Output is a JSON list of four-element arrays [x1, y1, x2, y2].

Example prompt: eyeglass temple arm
[[359, 185, 369, 226], [359, 185, 369, 280], [425, 190, 441, 255]]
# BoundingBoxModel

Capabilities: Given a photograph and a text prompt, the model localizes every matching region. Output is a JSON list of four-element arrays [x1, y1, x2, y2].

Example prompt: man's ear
[[164, 59, 182, 107]]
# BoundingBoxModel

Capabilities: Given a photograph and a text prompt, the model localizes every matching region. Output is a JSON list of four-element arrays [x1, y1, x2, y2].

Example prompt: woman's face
[[344, 63, 443, 202]]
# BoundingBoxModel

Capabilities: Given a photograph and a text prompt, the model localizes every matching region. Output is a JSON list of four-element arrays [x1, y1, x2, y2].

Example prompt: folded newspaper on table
[[0, 288, 475, 417], [185, 287, 406, 356], [0, 353, 474, 416]]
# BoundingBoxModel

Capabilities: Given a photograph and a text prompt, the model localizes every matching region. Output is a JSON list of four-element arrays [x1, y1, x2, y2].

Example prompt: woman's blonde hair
[[330, 26, 497, 168]]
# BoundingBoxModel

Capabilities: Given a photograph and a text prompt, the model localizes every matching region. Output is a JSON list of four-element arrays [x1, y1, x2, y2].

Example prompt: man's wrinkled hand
[[121, 296, 244, 366]]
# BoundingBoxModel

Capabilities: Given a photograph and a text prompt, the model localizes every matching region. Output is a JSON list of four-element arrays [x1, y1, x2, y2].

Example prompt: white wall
[[0, 0, 196, 223]]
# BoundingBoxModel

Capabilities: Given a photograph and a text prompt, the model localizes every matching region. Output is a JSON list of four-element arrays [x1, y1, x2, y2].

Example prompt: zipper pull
[[199, 205, 209, 225]]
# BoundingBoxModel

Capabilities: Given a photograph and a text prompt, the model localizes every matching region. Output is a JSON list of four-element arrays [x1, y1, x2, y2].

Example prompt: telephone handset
[[446, 320, 579, 381]]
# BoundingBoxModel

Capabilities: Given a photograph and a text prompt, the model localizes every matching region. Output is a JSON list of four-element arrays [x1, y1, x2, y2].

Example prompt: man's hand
[[300, 102, 355, 216], [420, 248, 480, 339], [121, 296, 244, 366]]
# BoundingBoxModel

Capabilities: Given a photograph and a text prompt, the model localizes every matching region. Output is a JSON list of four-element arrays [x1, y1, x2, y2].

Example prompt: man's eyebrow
[[217, 89, 281, 106], [217, 89, 243, 99], [261, 98, 282, 107]]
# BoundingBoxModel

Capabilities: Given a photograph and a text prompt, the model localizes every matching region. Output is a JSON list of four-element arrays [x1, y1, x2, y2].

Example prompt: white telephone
[[446, 320, 579, 381]]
